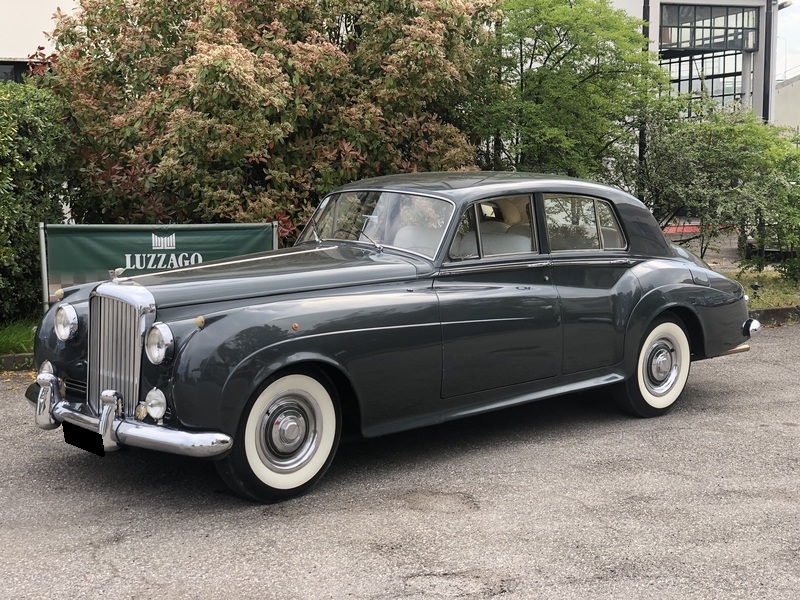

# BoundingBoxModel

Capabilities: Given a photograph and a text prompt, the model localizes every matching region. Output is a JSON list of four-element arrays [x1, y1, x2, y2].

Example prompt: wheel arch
[[663, 306, 706, 360], [220, 352, 363, 441], [624, 287, 707, 376], [302, 361, 362, 442]]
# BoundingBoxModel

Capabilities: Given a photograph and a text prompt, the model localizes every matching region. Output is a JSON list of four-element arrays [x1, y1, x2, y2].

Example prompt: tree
[[0, 82, 71, 321], [606, 94, 800, 259], [464, 0, 665, 176], [36, 0, 499, 239]]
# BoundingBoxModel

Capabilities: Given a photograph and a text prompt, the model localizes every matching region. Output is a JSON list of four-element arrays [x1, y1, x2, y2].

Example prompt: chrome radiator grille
[[88, 294, 143, 418]]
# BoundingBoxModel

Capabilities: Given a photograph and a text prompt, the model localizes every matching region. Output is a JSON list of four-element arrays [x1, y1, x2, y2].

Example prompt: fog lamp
[[54, 304, 79, 341], [145, 388, 167, 421]]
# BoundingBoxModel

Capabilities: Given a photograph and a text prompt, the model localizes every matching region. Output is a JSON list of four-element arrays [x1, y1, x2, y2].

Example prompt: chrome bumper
[[29, 373, 232, 458], [719, 319, 762, 357], [743, 318, 761, 337]]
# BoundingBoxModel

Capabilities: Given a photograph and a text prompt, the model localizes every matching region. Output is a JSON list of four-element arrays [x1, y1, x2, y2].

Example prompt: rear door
[[540, 192, 638, 374]]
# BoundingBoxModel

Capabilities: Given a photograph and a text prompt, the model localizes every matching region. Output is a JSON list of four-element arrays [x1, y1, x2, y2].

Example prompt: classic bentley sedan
[[26, 172, 760, 502]]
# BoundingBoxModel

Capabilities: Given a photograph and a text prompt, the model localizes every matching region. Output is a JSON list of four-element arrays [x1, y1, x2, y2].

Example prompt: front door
[[435, 198, 562, 398]]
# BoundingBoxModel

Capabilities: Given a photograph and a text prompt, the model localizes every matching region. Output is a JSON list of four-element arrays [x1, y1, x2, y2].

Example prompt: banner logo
[[152, 233, 176, 250]]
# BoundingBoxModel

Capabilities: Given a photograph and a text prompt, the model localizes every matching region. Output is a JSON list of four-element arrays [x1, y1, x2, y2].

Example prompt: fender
[[624, 260, 700, 376], [220, 347, 358, 438], [623, 284, 705, 376], [169, 281, 442, 437]]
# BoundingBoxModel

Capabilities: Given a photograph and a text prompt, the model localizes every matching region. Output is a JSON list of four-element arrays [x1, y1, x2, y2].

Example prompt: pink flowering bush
[[36, 0, 498, 240]]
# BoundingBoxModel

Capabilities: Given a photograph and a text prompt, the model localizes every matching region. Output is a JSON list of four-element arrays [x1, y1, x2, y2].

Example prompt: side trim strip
[[439, 261, 550, 277], [550, 258, 640, 268]]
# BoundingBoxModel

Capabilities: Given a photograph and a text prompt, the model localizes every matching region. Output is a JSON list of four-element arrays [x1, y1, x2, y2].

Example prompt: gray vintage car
[[25, 172, 760, 502]]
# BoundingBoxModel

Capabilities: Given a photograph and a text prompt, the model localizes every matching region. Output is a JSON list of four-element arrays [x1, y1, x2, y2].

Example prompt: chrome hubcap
[[650, 348, 672, 382], [256, 394, 320, 473], [270, 409, 307, 455], [643, 336, 681, 397]]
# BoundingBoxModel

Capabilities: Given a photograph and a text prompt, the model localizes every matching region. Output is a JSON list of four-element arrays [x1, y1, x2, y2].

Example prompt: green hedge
[[0, 81, 70, 322]]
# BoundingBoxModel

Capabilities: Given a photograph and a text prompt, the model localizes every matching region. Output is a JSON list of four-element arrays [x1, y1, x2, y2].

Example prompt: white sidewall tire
[[243, 374, 337, 491], [636, 320, 690, 410]]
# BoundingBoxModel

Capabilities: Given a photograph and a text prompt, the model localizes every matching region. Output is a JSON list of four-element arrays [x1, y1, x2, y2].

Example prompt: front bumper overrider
[[27, 373, 232, 458]]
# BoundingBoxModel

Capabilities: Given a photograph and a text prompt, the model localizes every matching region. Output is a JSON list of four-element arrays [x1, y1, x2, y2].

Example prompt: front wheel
[[216, 371, 341, 503], [617, 315, 691, 418]]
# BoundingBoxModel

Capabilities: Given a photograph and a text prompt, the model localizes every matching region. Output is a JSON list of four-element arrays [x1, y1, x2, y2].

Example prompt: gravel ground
[[1, 324, 799, 599]]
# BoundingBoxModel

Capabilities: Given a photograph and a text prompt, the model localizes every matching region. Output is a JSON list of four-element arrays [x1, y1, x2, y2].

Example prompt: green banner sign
[[42, 223, 277, 300]]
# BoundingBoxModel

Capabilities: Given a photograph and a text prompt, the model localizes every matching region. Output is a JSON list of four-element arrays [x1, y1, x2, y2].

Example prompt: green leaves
[[0, 83, 71, 321], [606, 93, 800, 261], [467, 0, 664, 175]]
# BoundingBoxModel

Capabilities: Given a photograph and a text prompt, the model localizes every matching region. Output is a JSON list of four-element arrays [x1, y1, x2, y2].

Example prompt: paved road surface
[[1, 325, 798, 599]]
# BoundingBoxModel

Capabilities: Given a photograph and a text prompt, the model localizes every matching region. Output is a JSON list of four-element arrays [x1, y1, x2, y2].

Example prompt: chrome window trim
[[548, 258, 640, 268], [439, 260, 550, 277], [298, 189, 457, 261]]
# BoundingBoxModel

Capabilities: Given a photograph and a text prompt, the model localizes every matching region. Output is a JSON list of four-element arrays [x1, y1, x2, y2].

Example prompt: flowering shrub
[[36, 0, 498, 240]]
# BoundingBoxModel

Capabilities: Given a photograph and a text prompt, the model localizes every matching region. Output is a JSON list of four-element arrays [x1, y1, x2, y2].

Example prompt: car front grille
[[88, 291, 147, 418], [64, 378, 87, 400]]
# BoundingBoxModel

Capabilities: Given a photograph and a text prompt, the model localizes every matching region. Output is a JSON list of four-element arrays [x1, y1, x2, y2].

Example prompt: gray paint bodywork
[[29, 173, 751, 445]]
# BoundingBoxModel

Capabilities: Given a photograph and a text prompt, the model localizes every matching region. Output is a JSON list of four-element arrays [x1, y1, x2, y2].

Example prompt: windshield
[[297, 190, 454, 259]]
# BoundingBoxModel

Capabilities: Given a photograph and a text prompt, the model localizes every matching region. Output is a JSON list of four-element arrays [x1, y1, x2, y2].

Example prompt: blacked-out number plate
[[63, 421, 105, 457]]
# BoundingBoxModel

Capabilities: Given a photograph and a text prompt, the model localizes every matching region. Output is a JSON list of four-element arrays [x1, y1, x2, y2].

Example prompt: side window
[[544, 195, 600, 251], [449, 196, 537, 260], [543, 194, 626, 252], [449, 207, 479, 260], [595, 200, 626, 249]]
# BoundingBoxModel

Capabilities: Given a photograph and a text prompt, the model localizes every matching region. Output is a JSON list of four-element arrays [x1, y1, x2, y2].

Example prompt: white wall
[[0, 1, 76, 60], [775, 74, 800, 129]]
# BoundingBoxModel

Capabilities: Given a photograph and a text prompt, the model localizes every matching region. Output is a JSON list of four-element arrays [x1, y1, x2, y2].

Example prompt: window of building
[[661, 50, 743, 107], [0, 61, 27, 83], [659, 4, 758, 52], [0, 64, 18, 83], [660, 4, 759, 53]]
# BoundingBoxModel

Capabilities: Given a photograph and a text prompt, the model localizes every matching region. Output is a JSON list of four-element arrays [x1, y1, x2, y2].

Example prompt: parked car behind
[[25, 172, 760, 502]]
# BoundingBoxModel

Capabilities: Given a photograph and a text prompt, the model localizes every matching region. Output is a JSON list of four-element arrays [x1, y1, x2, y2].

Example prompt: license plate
[[63, 421, 105, 457]]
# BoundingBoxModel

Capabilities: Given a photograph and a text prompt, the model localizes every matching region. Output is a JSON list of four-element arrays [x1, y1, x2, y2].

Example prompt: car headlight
[[145, 322, 174, 365], [54, 304, 79, 341]]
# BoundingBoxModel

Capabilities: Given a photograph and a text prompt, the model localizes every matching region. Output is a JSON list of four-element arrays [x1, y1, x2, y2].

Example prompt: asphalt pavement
[[1, 325, 798, 599]]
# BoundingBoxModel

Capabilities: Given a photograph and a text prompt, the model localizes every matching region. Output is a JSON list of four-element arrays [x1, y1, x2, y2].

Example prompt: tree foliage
[[606, 95, 800, 259], [37, 0, 499, 238], [0, 82, 71, 322], [465, 0, 665, 176]]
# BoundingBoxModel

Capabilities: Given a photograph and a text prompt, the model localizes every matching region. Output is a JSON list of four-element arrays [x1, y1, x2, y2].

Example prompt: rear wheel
[[618, 315, 691, 417], [216, 370, 341, 503]]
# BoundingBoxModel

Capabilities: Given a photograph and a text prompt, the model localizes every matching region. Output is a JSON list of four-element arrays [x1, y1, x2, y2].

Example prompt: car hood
[[120, 243, 428, 308]]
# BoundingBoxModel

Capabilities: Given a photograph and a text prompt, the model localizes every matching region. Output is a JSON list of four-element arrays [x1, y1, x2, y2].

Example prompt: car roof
[[331, 171, 643, 208], [330, 171, 672, 258]]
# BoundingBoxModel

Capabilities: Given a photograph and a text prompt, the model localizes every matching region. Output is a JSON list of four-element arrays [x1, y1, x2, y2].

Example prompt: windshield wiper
[[331, 227, 383, 252], [359, 230, 383, 252]]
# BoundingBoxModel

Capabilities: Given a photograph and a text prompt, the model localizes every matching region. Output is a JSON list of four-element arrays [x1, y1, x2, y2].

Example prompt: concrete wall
[[0, 1, 76, 60], [775, 74, 800, 129]]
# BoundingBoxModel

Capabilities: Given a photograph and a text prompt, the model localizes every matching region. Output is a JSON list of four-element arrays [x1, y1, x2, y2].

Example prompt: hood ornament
[[109, 267, 127, 281]]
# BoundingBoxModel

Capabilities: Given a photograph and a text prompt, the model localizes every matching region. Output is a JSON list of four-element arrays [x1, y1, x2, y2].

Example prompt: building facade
[[775, 73, 800, 127], [613, 0, 787, 122], [0, 1, 73, 82]]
